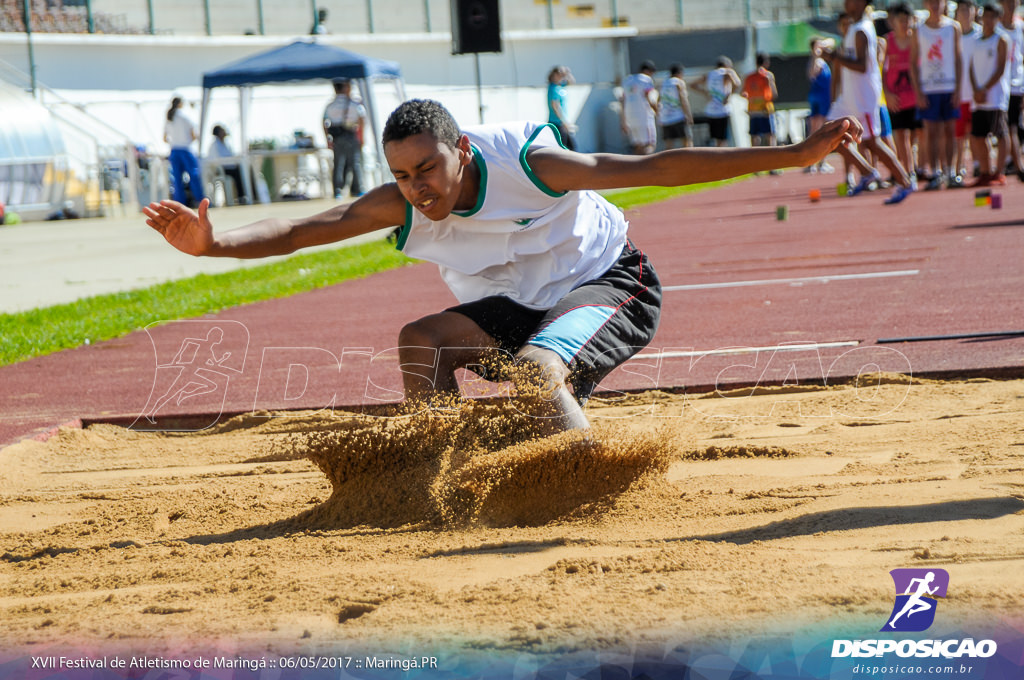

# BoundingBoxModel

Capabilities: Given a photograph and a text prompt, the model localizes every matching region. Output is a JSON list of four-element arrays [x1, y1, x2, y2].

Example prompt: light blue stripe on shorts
[[528, 305, 618, 365]]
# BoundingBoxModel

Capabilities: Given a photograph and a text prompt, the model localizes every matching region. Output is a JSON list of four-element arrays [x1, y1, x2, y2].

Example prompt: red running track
[[2, 170, 1023, 445]]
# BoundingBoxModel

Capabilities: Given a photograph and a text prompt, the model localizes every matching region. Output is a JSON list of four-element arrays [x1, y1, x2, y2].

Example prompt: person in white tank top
[[825, 0, 916, 204], [144, 99, 862, 439], [620, 61, 659, 155], [970, 3, 1012, 183], [692, 56, 740, 146], [998, 0, 1024, 181], [955, 1, 982, 183], [912, 0, 964, 188]]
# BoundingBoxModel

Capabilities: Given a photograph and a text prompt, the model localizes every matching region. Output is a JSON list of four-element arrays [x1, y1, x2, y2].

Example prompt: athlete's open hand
[[798, 116, 862, 164], [144, 198, 214, 256]]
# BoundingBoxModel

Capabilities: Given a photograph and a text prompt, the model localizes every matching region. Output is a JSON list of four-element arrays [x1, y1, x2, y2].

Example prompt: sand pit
[[1, 375, 1023, 660]]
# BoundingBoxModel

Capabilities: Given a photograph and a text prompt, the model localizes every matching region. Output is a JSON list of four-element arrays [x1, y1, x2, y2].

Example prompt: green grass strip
[[601, 176, 749, 210], [1, 177, 743, 367], [0, 239, 413, 367]]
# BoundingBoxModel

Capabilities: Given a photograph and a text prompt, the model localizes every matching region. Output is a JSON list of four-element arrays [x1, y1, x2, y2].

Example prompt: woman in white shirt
[[163, 97, 204, 206]]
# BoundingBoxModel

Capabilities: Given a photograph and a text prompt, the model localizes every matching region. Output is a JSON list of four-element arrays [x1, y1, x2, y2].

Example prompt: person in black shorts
[[145, 100, 861, 437]]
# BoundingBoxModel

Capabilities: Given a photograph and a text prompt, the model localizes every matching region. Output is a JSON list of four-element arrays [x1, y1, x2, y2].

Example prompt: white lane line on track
[[662, 269, 920, 292], [629, 341, 861, 362]]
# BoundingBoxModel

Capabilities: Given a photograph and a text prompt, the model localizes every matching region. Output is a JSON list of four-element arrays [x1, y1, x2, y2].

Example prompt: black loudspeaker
[[451, 0, 502, 55]]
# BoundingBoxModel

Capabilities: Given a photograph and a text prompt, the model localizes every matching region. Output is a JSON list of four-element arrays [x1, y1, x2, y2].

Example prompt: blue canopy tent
[[199, 40, 406, 202]]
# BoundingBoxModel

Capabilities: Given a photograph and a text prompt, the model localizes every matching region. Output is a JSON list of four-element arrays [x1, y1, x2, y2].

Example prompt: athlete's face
[[924, 0, 944, 18], [385, 132, 476, 221]]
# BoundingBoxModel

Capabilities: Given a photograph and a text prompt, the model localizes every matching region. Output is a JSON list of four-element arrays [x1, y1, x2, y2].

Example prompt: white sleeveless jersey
[[396, 121, 628, 310], [704, 68, 732, 117], [622, 73, 656, 125], [659, 76, 687, 125], [971, 30, 1010, 111], [918, 17, 959, 94], [1007, 17, 1024, 96], [835, 17, 882, 117], [960, 23, 982, 104]]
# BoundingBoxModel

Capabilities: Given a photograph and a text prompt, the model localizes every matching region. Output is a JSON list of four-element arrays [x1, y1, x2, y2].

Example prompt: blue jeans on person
[[169, 147, 204, 205]]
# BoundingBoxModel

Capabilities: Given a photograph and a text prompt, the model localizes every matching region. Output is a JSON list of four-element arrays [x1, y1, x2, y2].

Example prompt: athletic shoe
[[848, 171, 880, 196], [1017, 170, 1024, 183], [884, 184, 914, 205], [990, 174, 1007, 186], [819, 161, 835, 174], [948, 174, 964, 188], [970, 174, 993, 188], [924, 175, 945, 191]]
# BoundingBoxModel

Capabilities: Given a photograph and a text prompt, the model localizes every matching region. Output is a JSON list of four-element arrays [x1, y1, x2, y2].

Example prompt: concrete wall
[[73, 0, 845, 36], [0, 28, 633, 92], [0, 28, 634, 155]]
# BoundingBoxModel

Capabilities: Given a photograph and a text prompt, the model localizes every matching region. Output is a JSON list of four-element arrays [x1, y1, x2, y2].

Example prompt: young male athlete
[[145, 99, 860, 436], [825, 0, 916, 204], [913, 0, 965, 189]]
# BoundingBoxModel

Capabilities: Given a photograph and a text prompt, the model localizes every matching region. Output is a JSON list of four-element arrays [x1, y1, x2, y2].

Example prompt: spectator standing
[[807, 37, 835, 172], [658, 64, 694, 149], [323, 79, 366, 199], [955, 0, 983, 179], [164, 96, 204, 207], [825, 0, 916, 204], [999, 0, 1024, 180], [884, 3, 922, 180], [311, 8, 329, 35], [913, 0, 964, 189], [621, 60, 659, 154], [547, 65, 577, 151], [969, 3, 1012, 184], [693, 56, 741, 147], [743, 53, 780, 161]]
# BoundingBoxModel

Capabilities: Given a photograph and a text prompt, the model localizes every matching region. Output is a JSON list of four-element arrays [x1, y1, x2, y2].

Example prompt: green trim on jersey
[[519, 123, 569, 198], [453, 143, 487, 217], [396, 202, 413, 251]]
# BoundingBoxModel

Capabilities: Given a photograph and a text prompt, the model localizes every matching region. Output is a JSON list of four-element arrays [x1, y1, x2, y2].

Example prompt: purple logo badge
[[881, 568, 949, 632]]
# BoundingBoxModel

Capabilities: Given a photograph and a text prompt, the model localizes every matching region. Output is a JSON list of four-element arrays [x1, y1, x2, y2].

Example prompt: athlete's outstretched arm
[[528, 116, 861, 193], [143, 184, 407, 259]]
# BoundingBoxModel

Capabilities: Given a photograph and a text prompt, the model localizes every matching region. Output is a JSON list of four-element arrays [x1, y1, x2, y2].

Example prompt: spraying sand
[[1, 375, 1023, 657]]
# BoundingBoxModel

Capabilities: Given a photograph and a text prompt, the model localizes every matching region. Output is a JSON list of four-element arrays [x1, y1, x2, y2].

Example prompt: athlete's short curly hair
[[382, 99, 461, 148]]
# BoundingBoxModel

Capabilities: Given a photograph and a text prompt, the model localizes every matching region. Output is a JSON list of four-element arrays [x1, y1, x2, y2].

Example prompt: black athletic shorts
[[971, 109, 1009, 139], [1009, 94, 1024, 141], [446, 241, 661, 400], [662, 120, 693, 141], [708, 115, 730, 141], [889, 107, 922, 130]]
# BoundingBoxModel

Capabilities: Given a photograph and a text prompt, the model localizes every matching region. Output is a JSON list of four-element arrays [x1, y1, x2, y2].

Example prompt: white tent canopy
[[199, 39, 406, 201]]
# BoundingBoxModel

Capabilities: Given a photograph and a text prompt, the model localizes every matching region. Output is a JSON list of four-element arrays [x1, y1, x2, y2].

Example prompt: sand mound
[[298, 398, 672, 529]]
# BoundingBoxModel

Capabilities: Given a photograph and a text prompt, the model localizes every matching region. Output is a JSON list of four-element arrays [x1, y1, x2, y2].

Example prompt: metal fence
[[4, 0, 846, 37]]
